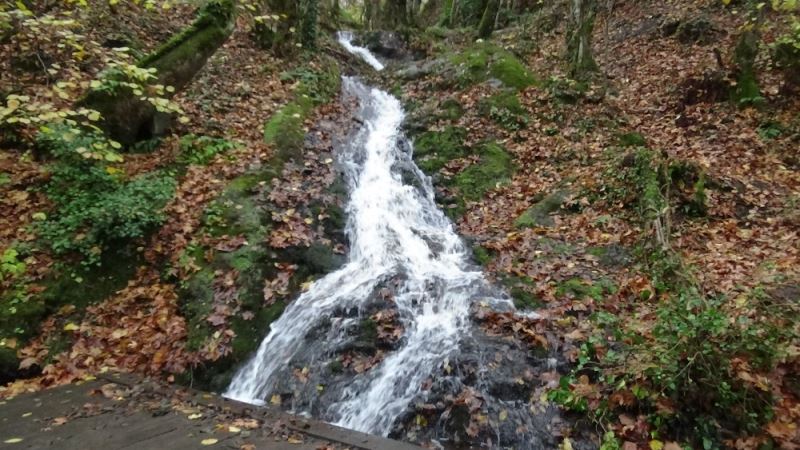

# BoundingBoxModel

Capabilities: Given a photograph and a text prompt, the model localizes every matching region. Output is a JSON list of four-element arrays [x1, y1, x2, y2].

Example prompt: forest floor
[[384, 0, 799, 448], [0, 0, 798, 449]]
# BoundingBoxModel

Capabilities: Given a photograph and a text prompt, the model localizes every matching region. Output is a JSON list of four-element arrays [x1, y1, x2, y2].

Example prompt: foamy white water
[[225, 35, 515, 436], [337, 31, 385, 71]]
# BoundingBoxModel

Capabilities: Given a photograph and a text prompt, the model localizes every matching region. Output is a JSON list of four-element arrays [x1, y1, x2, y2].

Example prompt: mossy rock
[[447, 43, 537, 90], [413, 126, 469, 173], [515, 190, 569, 228], [83, 0, 236, 146], [451, 142, 513, 201]]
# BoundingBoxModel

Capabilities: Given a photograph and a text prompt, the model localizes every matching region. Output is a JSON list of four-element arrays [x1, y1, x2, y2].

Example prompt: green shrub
[[37, 125, 176, 266], [178, 134, 237, 165]]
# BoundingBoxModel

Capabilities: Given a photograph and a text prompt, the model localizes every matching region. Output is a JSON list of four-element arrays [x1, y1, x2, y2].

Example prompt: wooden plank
[[0, 375, 422, 450]]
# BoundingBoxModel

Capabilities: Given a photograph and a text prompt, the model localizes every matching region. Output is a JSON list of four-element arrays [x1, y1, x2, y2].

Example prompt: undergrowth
[[549, 145, 797, 448], [37, 125, 176, 266]]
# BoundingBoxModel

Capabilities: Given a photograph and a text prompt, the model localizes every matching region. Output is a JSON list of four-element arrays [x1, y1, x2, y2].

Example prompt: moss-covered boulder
[[446, 43, 538, 90]]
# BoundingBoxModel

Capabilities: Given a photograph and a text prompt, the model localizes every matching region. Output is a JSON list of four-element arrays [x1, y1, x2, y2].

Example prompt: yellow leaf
[[270, 394, 281, 405], [188, 413, 203, 420], [650, 440, 664, 450], [228, 426, 241, 433], [63, 323, 79, 331], [200, 438, 218, 446], [4, 438, 23, 444]]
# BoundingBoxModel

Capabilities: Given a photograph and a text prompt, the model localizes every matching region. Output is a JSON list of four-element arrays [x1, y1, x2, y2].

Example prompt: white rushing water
[[336, 31, 385, 71], [225, 33, 513, 435]]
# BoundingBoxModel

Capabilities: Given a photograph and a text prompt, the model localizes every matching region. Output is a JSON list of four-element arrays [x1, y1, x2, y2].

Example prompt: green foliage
[[556, 277, 616, 301], [178, 134, 237, 165], [37, 126, 176, 266], [757, 120, 784, 140], [281, 59, 342, 105], [637, 290, 784, 434], [1, 249, 26, 282], [617, 132, 647, 147]]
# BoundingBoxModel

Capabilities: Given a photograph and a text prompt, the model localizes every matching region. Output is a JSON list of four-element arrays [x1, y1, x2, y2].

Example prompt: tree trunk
[[82, 0, 235, 146], [300, 0, 319, 49], [566, 0, 598, 79], [478, 0, 500, 38], [732, 8, 764, 105]]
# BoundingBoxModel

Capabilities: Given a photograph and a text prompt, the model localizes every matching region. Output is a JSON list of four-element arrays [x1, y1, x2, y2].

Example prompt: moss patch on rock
[[515, 189, 569, 228], [413, 126, 469, 173], [447, 43, 537, 90], [452, 142, 513, 201]]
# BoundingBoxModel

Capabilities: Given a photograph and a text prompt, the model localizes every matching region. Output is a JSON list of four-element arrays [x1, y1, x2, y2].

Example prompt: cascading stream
[[226, 32, 517, 437]]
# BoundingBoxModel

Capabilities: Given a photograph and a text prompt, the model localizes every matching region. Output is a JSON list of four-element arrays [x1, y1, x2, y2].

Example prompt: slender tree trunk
[[732, 7, 764, 104], [478, 0, 500, 38], [300, 0, 319, 49], [566, 0, 598, 79]]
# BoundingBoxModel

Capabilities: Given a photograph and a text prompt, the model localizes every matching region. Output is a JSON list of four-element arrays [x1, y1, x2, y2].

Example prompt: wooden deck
[[0, 373, 420, 450]]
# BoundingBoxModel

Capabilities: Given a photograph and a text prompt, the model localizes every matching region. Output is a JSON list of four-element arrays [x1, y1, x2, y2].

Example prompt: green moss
[[489, 53, 537, 90], [138, 0, 235, 70], [264, 103, 307, 161], [439, 98, 464, 120], [617, 132, 647, 148], [472, 244, 493, 266], [357, 318, 378, 349], [41, 244, 140, 313], [500, 276, 542, 310], [448, 43, 537, 90], [556, 278, 616, 301], [413, 126, 468, 173], [452, 142, 513, 201], [478, 91, 528, 130]]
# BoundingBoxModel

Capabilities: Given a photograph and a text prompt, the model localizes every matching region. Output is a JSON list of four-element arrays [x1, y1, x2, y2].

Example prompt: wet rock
[[356, 31, 407, 59], [391, 327, 593, 450]]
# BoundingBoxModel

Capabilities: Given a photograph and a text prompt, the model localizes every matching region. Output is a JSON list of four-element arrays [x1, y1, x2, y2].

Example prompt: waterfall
[[225, 32, 515, 437]]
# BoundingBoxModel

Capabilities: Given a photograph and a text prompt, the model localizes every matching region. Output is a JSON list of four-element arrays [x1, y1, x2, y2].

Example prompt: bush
[[178, 134, 237, 165], [37, 125, 176, 266]]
